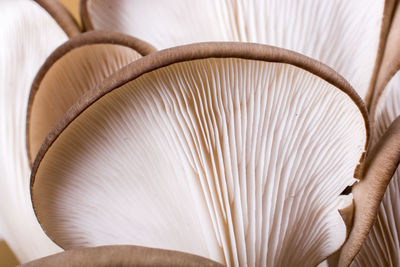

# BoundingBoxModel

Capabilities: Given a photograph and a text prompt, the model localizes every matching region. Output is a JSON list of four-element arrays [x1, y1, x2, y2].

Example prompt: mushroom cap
[[81, 0, 388, 100], [21, 245, 224, 267], [369, 0, 400, 118], [346, 4, 400, 265], [31, 43, 368, 266], [343, 116, 400, 266], [26, 30, 156, 166], [0, 0, 70, 262], [35, 0, 81, 37]]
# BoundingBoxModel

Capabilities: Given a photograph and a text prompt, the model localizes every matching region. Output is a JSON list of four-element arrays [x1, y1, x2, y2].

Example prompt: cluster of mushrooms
[[0, 0, 400, 266]]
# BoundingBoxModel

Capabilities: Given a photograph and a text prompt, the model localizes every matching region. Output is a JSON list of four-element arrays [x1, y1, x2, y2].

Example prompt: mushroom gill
[[31, 43, 368, 266], [81, 0, 389, 101]]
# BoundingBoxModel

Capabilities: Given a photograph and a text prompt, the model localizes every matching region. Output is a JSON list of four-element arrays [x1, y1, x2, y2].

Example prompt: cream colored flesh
[[33, 58, 366, 266], [84, 0, 384, 99]]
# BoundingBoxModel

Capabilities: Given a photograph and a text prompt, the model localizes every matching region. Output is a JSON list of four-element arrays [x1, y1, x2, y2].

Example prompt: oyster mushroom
[[36, 0, 80, 38], [369, 0, 400, 141], [26, 30, 156, 166], [349, 116, 400, 267], [80, 0, 392, 101], [346, 3, 400, 265], [0, 0, 77, 262], [21, 245, 223, 267], [31, 43, 370, 266]]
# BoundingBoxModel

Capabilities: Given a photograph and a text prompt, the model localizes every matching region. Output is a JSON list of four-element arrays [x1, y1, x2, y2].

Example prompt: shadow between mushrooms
[[31, 43, 368, 266]]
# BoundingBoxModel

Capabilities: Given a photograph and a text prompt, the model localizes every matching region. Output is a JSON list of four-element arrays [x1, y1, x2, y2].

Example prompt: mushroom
[[31, 43, 371, 266], [345, 3, 400, 265], [36, 0, 80, 38], [80, 0, 391, 101], [0, 0, 77, 262], [21, 245, 223, 267], [26, 30, 156, 166], [349, 116, 400, 266], [369, 0, 400, 141]]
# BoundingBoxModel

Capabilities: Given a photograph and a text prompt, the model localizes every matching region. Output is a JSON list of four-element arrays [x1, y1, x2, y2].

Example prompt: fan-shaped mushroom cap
[[0, 0, 70, 262], [342, 116, 400, 267], [81, 0, 389, 101], [31, 43, 368, 266], [27, 30, 156, 166], [21, 245, 224, 267]]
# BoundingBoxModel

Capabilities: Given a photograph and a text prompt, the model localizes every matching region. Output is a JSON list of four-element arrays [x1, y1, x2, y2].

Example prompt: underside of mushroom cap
[[369, 0, 400, 119], [21, 245, 224, 267], [31, 43, 368, 266], [373, 71, 400, 147], [27, 30, 156, 166], [81, 0, 386, 100], [0, 0, 68, 262]]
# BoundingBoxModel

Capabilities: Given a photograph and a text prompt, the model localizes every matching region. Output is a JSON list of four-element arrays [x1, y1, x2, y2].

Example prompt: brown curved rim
[[21, 245, 224, 267], [35, 0, 81, 38], [369, 1, 400, 129], [26, 30, 157, 166], [338, 115, 400, 267], [30, 41, 370, 249], [80, 0, 93, 31]]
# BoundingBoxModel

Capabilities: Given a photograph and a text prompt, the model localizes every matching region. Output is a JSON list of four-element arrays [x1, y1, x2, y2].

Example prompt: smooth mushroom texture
[[27, 30, 155, 166], [0, 0, 69, 262], [21, 245, 224, 267], [81, 0, 389, 101], [31, 43, 368, 266], [348, 116, 400, 267]]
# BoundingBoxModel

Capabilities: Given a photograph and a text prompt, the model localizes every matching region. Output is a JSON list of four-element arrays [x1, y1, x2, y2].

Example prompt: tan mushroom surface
[[21, 245, 224, 267], [81, 0, 390, 101], [31, 43, 368, 266], [27, 30, 155, 165]]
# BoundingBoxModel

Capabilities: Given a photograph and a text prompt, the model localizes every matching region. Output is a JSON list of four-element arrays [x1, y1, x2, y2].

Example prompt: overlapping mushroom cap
[[26, 30, 155, 165], [350, 3, 400, 265], [2, 1, 400, 266], [351, 116, 400, 266], [0, 1, 151, 262], [81, 0, 390, 101], [0, 0, 73, 262], [31, 43, 368, 266]]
